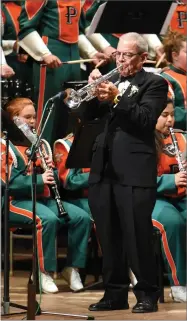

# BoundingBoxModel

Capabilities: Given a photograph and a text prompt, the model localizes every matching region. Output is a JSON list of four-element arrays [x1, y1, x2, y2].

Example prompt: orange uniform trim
[[152, 219, 180, 286], [170, 4, 187, 35], [57, 0, 81, 43], [14, 145, 28, 166], [1, 143, 13, 183], [4, 2, 21, 35], [164, 69, 186, 107], [158, 133, 186, 197], [36, 36, 48, 131], [1, 10, 6, 24], [25, 0, 46, 20], [9, 201, 45, 272], [54, 142, 70, 187], [82, 0, 94, 13], [112, 33, 123, 38]]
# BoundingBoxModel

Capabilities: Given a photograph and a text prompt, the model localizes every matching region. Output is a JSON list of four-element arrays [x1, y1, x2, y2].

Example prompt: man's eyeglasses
[[112, 51, 140, 60]]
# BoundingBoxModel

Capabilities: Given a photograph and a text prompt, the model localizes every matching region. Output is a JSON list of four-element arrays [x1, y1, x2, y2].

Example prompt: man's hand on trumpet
[[88, 68, 119, 102], [97, 82, 119, 102]]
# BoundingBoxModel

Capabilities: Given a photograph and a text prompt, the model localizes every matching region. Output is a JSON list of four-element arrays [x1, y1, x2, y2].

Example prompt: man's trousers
[[89, 182, 158, 302]]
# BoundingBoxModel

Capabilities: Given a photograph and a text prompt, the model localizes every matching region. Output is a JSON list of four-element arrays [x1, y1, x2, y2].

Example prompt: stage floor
[[1, 271, 186, 320]]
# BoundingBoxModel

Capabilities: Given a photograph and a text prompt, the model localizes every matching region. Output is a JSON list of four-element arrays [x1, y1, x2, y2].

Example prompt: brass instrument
[[64, 64, 123, 109], [38, 140, 70, 222], [169, 127, 186, 173]]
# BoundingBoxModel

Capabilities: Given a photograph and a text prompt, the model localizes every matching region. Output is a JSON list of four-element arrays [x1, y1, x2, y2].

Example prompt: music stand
[[86, 0, 177, 35]]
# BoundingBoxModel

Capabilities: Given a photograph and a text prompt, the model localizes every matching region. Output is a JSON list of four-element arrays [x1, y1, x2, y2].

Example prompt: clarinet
[[169, 127, 186, 172], [38, 146, 70, 223], [13, 117, 70, 222]]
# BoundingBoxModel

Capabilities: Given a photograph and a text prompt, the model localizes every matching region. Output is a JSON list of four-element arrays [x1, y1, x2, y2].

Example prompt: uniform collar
[[170, 64, 186, 76]]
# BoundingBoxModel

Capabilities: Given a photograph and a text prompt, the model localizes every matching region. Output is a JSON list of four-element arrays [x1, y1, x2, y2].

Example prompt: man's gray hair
[[120, 33, 148, 53]]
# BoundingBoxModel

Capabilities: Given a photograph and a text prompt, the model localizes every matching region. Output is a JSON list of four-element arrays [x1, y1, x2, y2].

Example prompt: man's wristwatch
[[113, 94, 122, 105]]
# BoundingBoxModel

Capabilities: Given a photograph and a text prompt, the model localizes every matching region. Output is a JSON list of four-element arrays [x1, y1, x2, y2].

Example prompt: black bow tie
[[120, 75, 134, 82]]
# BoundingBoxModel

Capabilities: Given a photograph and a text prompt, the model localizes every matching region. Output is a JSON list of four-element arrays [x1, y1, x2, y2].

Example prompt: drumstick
[[156, 53, 166, 68], [64, 58, 98, 64], [144, 60, 156, 64], [41, 58, 98, 67], [95, 59, 106, 68]]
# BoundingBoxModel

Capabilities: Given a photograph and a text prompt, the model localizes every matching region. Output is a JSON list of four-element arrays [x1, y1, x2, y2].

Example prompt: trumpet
[[64, 64, 123, 110], [38, 141, 70, 223]]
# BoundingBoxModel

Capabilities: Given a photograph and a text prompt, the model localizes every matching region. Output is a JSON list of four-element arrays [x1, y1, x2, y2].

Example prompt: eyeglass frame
[[112, 51, 142, 59]]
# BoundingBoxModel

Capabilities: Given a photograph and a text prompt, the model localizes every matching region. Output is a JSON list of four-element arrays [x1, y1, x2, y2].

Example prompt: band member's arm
[[157, 174, 186, 197], [1, 141, 14, 189], [54, 139, 89, 190], [9, 167, 44, 197], [157, 174, 177, 195], [18, 0, 51, 61], [78, 10, 112, 63], [80, 3, 115, 59], [141, 34, 163, 60], [115, 76, 168, 132], [161, 74, 187, 130]]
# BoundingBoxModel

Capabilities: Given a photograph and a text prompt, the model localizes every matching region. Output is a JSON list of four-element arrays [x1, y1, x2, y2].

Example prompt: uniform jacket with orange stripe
[[161, 65, 186, 130], [157, 130, 186, 198], [18, 0, 85, 44], [1, 139, 59, 200], [54, 134, 90, 199]]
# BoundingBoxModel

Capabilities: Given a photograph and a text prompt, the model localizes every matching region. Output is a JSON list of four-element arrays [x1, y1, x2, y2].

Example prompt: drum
[[1, 78, 34, 107], [1, 79, 10, 107]]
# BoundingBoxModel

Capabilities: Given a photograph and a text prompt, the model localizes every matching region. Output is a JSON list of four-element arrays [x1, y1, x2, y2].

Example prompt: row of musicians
[[1, 1, 186, 147], [1, 97, 186, 300]]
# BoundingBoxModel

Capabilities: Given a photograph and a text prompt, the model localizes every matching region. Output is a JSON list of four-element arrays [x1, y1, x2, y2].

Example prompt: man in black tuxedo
[[87, 33, 168, 313]]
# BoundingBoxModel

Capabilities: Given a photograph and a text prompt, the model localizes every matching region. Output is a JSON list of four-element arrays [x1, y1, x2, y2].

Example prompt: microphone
[[13, 117, 37, 145], [48, 91, 67, 102]]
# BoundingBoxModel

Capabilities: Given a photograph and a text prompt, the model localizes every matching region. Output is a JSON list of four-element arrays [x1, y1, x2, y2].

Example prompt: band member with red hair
[[1, 97, 91, 293]]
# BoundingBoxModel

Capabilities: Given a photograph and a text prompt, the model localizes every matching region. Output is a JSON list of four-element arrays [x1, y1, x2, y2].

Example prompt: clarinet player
[[2, 97, 91, 293], [153, 97, 187, 303], [86, 33, 168, 313]]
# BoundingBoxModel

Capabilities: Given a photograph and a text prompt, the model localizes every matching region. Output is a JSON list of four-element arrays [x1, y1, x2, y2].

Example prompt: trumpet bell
[[64, 88, 82, 109]]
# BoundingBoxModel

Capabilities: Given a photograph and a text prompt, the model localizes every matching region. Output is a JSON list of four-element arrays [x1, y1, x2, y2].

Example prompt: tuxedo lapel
[[108, 69, 146, 124]]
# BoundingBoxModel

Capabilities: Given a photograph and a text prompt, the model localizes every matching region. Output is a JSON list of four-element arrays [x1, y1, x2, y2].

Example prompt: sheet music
[[86, 2, 107, 36]]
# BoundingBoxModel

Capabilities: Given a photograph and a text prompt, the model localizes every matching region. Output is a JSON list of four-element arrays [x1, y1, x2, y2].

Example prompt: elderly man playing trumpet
[[85, 33, 168, 313]]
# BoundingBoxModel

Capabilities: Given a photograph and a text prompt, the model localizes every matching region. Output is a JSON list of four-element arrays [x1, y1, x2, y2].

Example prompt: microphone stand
[[1, 131, 29, 317], [24, 98, 94, 320]]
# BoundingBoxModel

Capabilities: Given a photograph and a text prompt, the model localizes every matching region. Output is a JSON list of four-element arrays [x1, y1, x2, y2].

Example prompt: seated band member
[[84, 32, 168, 313], [153, 97, 187, 302], [161, 30, 186, 130], [2, 98, 91, 292]]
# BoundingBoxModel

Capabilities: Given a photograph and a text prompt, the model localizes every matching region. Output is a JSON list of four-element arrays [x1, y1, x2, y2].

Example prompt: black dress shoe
[[132, 299, 158, 313], [89, 299, 129, 311]]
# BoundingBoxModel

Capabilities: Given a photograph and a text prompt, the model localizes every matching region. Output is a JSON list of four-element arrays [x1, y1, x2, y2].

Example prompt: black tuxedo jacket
[[87, 69, 168, 187]]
